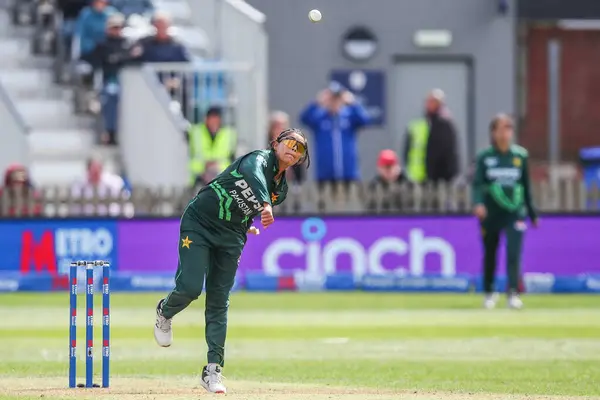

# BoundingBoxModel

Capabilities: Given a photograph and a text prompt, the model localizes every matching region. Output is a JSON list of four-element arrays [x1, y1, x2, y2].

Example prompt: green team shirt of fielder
[[472, 144, 537, 228]]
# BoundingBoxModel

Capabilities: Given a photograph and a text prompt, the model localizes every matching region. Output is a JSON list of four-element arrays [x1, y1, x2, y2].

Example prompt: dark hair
[[271, 128, 310, 168], [206, 106, 222, 118]]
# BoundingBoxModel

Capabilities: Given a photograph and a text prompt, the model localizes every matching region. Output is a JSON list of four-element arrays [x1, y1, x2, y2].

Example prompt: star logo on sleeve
[[181, 236, 192, 249], [271, 192, 279, 203]]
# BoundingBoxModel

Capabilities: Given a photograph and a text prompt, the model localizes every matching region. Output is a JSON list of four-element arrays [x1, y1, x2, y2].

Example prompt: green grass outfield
[[1, 292, 599, 400]]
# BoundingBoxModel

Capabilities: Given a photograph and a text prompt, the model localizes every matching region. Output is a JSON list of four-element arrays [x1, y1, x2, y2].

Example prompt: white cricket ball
[[308, 9, 322, 23]]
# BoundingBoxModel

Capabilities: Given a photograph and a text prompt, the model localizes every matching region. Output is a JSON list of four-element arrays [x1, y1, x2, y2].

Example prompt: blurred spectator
[[268, 111, 306, 185], [372, 149, 407, 186], [188, 106, 237, 186], [70, 158, 132, 216], [368, 150, 408, 212], [82, 13, 141, 145], [56, 0, 88, 57], [134, 12, 189, 63], [403, 89, 459, 184], [300, 81, 370, 186], [73, 0, 117, 59], [0, 164, 42, 217], [110, 0, 154, 17], [133, 11, 191, 118], [268, 111, 288, 143]]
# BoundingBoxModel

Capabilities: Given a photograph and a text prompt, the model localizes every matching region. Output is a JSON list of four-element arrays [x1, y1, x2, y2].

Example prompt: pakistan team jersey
[[190, 149, 288, 234], [472, 145, 537, 222]]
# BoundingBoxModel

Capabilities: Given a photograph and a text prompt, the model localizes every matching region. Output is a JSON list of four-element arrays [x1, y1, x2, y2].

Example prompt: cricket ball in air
[[308, 9, 322, 23]]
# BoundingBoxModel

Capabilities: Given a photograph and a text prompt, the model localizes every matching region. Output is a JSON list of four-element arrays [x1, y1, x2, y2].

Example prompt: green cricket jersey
[[472, 145, 537, 222], [189, 149, 289, 235]]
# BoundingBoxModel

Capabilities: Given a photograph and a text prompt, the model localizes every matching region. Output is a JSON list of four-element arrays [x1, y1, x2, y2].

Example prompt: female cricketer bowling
[[472, 113, 538, 310], [154, 128, 310, 393]]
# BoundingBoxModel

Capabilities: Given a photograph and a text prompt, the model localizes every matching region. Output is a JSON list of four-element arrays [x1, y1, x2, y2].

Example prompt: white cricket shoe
[[483, 293, 499, 309], [154, 299, 173, 347], [200, 364, 227, 394], [508, 294, 524, 310]]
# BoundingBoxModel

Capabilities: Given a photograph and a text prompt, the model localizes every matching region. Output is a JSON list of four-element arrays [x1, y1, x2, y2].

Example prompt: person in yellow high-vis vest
[[404, 118, 429, 183], [403, 89, 459, 184], [188, 107, 237, 185]]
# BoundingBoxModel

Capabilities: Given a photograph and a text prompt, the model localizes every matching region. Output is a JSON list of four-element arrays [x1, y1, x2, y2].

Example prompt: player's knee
[[181, 281, 204, 301]]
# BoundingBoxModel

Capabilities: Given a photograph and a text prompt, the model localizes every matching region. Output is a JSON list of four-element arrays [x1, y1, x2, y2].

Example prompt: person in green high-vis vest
[[188, 106, 237, 186], [403, 89, 459, 184], [472, 113, 539, 310]]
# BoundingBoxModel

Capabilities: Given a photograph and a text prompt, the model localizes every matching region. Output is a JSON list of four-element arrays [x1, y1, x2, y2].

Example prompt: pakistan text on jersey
[[486, 168, 522, 181], [230, 179, 264, 216]]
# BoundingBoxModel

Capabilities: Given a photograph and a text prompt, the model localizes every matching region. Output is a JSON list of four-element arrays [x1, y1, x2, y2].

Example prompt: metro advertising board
[[0, 216, 599, 292], [0, 220, 117, 275]]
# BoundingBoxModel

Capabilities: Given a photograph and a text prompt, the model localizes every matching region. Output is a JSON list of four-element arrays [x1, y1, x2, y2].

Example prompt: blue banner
[[0, 220, 117, 276]]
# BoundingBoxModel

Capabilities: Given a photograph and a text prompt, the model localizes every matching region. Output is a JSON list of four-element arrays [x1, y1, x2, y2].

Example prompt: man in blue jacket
[[300, 82, 371, 185]]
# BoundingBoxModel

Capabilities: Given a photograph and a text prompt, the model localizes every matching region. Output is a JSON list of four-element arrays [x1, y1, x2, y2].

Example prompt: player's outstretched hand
[[473, 204, 487, 220], [247, 226, 260, 235], [261, 204, 274, 229]]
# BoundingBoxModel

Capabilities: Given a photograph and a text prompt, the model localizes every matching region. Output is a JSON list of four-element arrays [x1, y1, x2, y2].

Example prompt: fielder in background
[[154, 128, 310, 393], [472, 113, 538, 310]]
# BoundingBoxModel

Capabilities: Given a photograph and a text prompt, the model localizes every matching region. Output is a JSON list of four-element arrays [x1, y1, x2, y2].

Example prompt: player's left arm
[[521, 153, 538, 223], [471, 153, 486, 206]]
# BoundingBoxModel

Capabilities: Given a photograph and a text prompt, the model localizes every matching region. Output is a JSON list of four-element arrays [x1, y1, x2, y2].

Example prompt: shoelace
[[207, 370, 226, 385], [156, 314, 171, 333]]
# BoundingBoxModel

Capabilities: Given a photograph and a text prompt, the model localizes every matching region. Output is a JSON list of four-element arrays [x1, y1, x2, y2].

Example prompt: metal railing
[[145, 61, 264, 152], [0, 179, 598, 218], [185, 0, 269, 146]]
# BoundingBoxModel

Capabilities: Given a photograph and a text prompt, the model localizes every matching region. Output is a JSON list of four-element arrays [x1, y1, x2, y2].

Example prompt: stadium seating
[[2, 0, 212, 187]]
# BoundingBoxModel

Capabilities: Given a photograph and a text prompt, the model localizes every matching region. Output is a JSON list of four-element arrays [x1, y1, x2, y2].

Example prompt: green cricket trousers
[[480, 216, 525, 294], [161, 207, 244, 367]]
